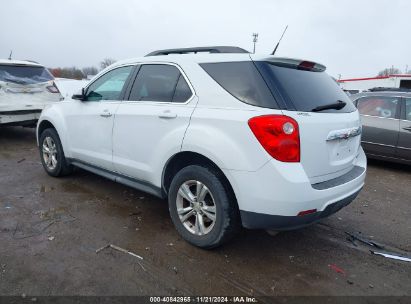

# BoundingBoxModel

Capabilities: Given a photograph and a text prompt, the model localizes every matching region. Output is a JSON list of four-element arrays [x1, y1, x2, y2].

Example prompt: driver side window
[[85, 66, 133, 101]]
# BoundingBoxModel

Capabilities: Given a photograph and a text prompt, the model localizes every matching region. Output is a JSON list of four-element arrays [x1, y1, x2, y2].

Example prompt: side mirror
[[72, 88, 86, 101]]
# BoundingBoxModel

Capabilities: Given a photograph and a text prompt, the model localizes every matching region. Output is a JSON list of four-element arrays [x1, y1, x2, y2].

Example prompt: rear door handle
[[100, 109, 112, 118], [158, 111, 177, 119], [403, 126, 411, 132]]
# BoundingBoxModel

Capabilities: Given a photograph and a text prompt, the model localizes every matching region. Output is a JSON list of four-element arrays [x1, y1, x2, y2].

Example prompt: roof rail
[[23, 60, 40, 64], [145, 46, 249, 57], [368, 87, 411, 92]]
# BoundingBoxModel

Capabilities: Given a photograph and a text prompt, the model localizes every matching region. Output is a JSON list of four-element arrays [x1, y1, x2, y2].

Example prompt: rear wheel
[[39, 128, 72, 177], [168, 165, 240, 248]]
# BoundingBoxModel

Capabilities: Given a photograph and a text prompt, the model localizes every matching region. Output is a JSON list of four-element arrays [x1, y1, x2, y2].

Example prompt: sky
[[1, 0, 410, 79]]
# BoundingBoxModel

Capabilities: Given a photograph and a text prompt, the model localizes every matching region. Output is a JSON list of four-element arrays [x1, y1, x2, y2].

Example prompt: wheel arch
[[37, 120, 55, 137], [162, 151, 238, 206], [36, 117, 70, 158], [37, 119, 56, 145]]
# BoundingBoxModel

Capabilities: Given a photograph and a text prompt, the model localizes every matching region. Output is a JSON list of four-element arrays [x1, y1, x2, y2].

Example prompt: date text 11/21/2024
[[149, 296, 258, 303]]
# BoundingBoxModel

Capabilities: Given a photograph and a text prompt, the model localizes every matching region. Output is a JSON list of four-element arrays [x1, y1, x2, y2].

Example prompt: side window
[[200, 62, 279, 109], [129, 64, 190, 102], [405, 98, 411, 121], [172, 75, 192, 102], [357, 96, 399, 119], [85, 66, 133, 101]]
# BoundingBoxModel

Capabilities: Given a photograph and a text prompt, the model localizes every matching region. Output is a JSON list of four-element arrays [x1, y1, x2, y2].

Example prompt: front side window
[[129, 64, 191, 102], [405, 98, 411, 121], [85, 66, 133, 101], [357, 96, 399, 119]]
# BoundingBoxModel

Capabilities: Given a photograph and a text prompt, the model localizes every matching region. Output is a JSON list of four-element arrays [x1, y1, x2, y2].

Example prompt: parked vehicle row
[[36, 46, 366, 248]]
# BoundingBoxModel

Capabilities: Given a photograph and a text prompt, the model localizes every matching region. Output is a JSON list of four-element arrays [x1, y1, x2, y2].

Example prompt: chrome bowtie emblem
[[326, 126, 362, 141]]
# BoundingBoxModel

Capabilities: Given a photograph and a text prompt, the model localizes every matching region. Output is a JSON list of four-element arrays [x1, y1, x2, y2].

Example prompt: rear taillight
[[248, 115, 300, 162], [46, 82, 60, 93], [298, 61, 316, 71]]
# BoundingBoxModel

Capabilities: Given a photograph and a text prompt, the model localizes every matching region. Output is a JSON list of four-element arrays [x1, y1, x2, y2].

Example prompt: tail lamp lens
[[248, 115, 300, 162], [46, 82, 60, 94]]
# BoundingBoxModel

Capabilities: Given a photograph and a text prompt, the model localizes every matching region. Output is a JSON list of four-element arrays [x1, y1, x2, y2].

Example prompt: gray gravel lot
[[0, 127, 410, 296]]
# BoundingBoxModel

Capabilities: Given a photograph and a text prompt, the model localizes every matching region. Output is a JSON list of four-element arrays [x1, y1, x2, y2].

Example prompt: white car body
[[0, 59, 63, 126], [37, 50, 366, 233]]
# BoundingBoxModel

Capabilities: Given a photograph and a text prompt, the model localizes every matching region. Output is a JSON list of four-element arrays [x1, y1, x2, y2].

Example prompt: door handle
[[158, 111, 177, 119], [100, 111, 112, 118], [403, 126, 411, 132]]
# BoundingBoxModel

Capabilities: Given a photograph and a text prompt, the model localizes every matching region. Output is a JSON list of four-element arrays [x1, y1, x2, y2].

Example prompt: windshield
[[255, 62, 357, 113], [0, 65, 54, 85]]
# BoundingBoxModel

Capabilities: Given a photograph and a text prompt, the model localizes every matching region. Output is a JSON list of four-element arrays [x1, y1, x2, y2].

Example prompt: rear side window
[[200, 62, 279, 109], [255, 62, 356, 113], [0, 65, 53, 84], [356, 96, 399, 118], [129, 64, 191, 102], [173, 75, 192, 102]]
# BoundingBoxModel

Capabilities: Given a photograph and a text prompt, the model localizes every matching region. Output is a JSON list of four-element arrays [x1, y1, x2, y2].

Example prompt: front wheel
[[39, 128, 72, 177], [168, 165, 240, 249]]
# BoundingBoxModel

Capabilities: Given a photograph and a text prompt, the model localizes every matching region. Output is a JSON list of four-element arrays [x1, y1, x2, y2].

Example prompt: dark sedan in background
[[351, 90, 411, 164]]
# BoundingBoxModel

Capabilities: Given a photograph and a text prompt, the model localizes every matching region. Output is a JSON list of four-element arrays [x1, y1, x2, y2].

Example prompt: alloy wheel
[[176, 180, 217, 235], [42, 136, 58, 171]]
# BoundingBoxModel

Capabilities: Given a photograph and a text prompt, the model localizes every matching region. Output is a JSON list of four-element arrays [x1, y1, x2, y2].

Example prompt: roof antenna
[[8, 50, 12, 60], [271, 25, 288, 55]]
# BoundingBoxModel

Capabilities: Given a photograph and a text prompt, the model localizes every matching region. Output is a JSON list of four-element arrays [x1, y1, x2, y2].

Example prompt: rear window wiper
[[312, 100, 346, 112]]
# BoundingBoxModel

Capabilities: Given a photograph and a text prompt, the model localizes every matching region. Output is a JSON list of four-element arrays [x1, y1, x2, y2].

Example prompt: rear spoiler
[[257, 57, 326, 72]]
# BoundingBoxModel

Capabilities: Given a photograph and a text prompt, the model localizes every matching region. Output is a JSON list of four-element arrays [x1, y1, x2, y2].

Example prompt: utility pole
[[252, 33, 259, 54]]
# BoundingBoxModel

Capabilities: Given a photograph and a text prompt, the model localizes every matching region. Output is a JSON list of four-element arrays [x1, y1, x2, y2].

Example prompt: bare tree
[[100, 58, 116, 70], [49, 67, 85, 80], [377, 67, 402, 77], [82, 66, 98, 76]]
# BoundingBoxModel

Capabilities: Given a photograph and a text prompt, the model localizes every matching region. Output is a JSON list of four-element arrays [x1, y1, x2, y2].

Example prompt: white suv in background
[[0, 59, 62, 126], [37, 46, 366, 248]]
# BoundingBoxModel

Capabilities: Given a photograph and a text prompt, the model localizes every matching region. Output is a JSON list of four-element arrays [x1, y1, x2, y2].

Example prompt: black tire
[[168, 165, 241, 249], [39, 128, 73, 177]]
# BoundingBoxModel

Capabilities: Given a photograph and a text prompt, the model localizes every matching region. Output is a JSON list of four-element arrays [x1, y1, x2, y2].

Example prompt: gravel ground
[[0, 126, 410, 296]]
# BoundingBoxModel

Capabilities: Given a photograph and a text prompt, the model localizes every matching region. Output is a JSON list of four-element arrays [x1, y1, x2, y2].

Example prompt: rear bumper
[[223, 147, 367, 229], [240, 189, 361, 230], [0, 110, 42, 125]]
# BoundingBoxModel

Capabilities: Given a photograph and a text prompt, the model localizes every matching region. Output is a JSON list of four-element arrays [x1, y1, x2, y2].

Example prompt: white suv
[[37, 46, 366, 248]]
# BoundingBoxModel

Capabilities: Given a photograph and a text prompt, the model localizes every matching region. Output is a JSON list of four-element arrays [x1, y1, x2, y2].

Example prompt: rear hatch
[[0, 64, 62, 112], [253, 57, 361, 183]]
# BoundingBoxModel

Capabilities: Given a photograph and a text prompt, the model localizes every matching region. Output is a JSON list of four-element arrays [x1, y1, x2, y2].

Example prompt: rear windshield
[[0, 65, 53, 85], [200, 61, 356, 113], [255, 61, 356, 113]]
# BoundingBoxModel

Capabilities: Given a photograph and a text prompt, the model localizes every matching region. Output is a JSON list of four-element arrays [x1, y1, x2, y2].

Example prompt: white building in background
[[338, 74, 411, 93]]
